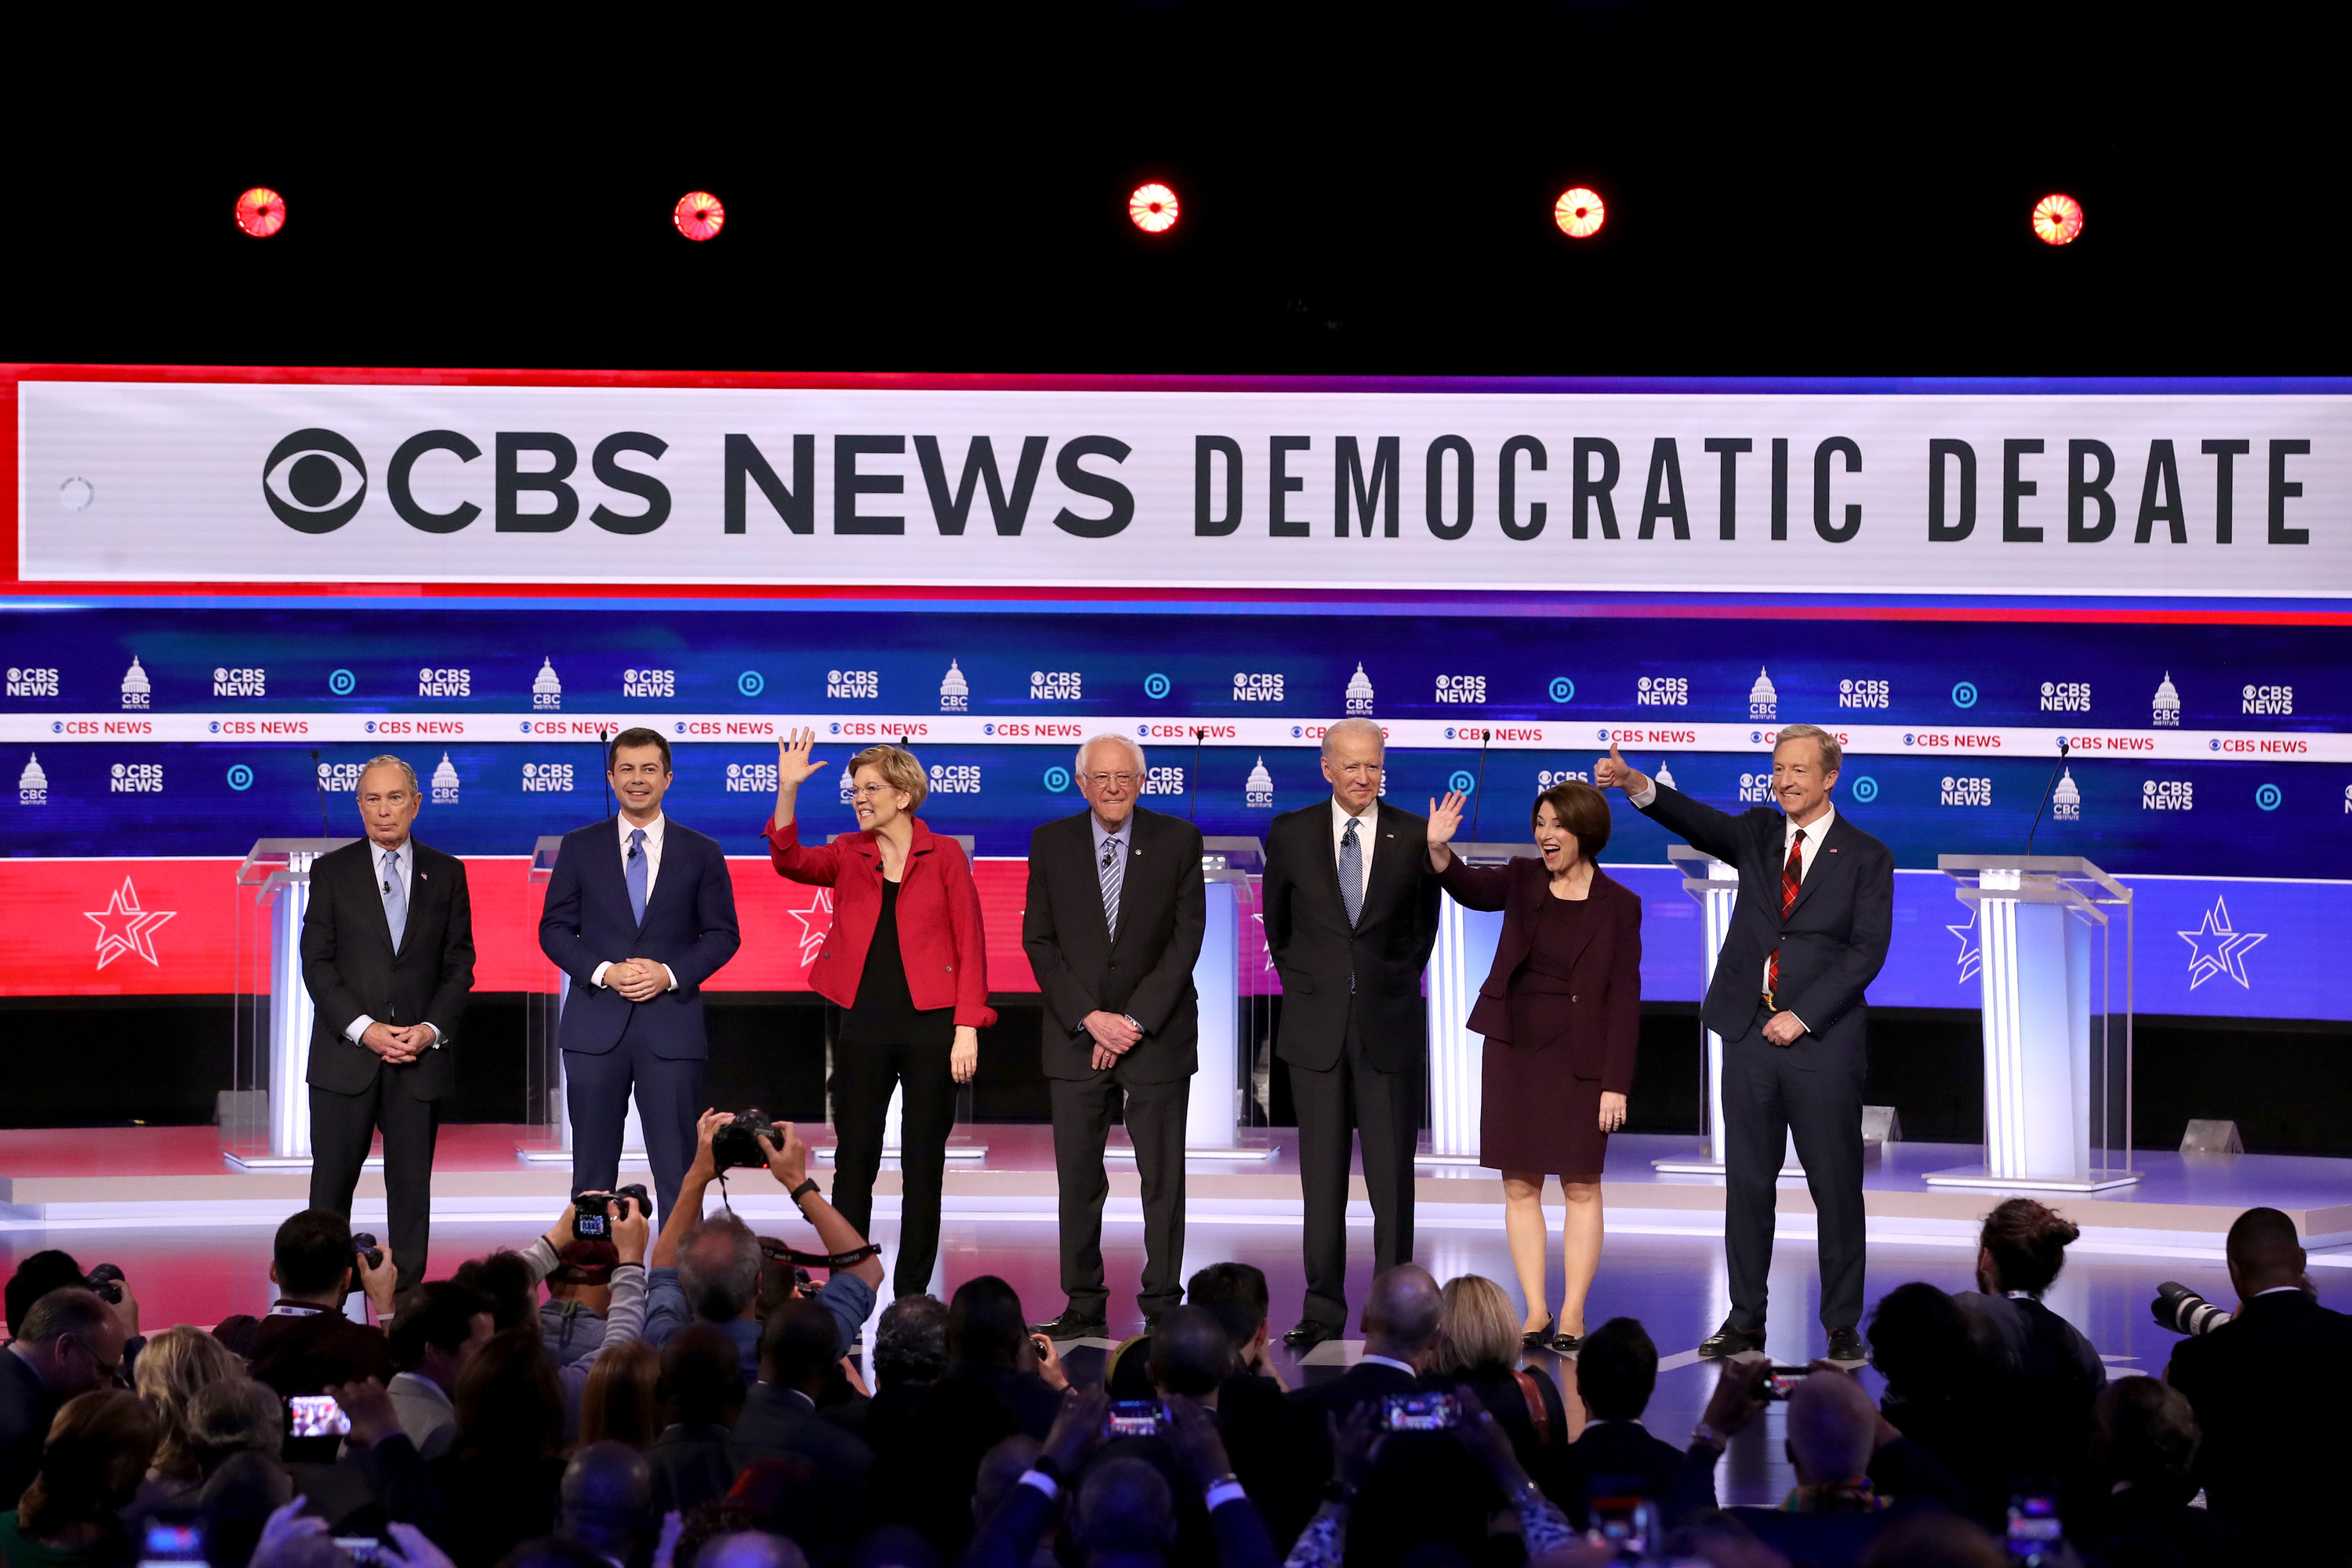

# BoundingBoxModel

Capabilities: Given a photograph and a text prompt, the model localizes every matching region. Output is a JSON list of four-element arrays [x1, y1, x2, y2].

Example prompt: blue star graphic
[[1947, 906, 1982, 985], [2177, 897, 2267, 990]]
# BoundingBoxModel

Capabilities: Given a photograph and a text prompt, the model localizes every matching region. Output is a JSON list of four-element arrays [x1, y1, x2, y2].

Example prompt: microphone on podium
[[597, 727, 613, 819], [1190, 728, 1204, 822], [2024, 736, 2073, 857]]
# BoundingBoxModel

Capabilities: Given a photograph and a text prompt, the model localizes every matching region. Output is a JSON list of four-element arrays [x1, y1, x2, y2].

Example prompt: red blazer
[[1438, 856, 1642, 1094], [764, 817, 997, 1030]]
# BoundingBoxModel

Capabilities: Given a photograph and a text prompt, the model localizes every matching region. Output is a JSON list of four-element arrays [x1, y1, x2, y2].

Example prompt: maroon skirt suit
[[1437, 856, 1642, 1179]]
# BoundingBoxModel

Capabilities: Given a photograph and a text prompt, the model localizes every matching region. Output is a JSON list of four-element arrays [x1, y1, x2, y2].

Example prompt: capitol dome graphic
[[2053, 768, 2080, 807], [120, 656, 151, 698], [940, 660, 969, 699], [430, 753, 460, 799], [533, 658, 563, 697], [1244, 757, 1275, 806], [1748, 668, 1777, 710], [2152, 672, 2181, 724], [1654, 761, 1678, 792], [17, 753, 46, 793], [1344, 662, 1374, 714]]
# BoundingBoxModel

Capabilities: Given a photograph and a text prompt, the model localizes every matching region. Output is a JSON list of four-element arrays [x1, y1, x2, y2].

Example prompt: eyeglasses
[[1084, 772, 1141, 788]]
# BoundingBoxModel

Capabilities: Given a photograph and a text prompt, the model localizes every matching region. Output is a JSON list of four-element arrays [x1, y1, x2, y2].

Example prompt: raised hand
[[776, 726, 828, 787], [1594, 741, 1649, 795], [1427, 789, 1468, 847]]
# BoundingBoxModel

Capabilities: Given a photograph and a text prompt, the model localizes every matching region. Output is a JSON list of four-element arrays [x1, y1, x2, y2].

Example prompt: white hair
[[358, 754, 419, 794], [1320, 717, 1385, 757], [1075, 732, 1148, 780]]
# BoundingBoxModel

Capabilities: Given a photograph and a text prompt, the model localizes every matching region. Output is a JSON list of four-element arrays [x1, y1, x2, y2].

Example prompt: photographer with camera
[[248, 1209, 400, 1403], [646, 1110, 884, 1381], [2162, 1206, 2352, 1563]]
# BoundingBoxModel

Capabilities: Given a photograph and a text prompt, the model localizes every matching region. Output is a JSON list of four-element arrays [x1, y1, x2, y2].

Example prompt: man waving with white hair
[[1023, 733, 1207, 1341]]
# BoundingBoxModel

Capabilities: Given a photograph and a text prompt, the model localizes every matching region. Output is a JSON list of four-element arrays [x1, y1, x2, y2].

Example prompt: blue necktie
[[1339, 817, 1364, 927], [380, 848, 407, 953], [626, 827, 648, 924]]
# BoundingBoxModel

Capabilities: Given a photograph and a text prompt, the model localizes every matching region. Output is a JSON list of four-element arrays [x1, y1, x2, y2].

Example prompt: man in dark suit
[[1570, 1317, 1707, 1508], [0, 1289, 125, 1508], [1598, 724, 1893, 1362], [732, 1298, 876, 1558], [1023, 734, 1207, 1341], [2165, 1206, 2352, 1563], [302, 753, 475, 1290], [540, 728, 742, 1227], [1275, 1264, 1442, 1542], [1261, 719, 1441, 1349]]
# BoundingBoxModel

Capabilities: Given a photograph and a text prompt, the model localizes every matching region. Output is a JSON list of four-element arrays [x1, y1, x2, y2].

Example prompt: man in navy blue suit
[[540, 728, 742, 1225]]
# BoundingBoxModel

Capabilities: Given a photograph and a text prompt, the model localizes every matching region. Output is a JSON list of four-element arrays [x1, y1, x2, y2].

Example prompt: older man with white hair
[[1262, 719, 1441, 1350], [1023, 733, 1207, 1341]]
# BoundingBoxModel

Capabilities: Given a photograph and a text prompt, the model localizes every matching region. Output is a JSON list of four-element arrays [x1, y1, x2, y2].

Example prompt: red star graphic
[[786, 889, 834, 971], [83, 877, 176, 970]]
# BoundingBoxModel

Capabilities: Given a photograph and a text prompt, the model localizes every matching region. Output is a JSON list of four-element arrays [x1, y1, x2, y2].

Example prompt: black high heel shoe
[[1552, 1329, 1584, 1355], [1521, 1317, 1557, 1350]]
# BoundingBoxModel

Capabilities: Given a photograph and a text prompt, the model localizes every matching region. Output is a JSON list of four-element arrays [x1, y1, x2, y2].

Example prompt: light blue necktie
[[1099, 833, 1124, 940], [379, 848, 407, 954], [1339, 816, 1365, 926], [626, 827, 648, 924]]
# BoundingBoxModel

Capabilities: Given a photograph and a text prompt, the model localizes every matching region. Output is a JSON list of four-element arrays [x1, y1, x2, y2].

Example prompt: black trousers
[[1291, 1002, 1420, 1330], [831, 1036, 957, 1299], [310, 1070, 441, 1294], [1722, 1006, 1867, 1332], [1048, 1057, 1191, 1320]]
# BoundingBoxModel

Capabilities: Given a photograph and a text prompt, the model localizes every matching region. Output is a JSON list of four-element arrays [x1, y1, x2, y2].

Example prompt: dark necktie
[[1768, 828, 1805, 1001]]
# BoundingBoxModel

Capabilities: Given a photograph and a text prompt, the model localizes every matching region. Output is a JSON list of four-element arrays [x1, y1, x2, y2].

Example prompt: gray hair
[[1320, 717, 1385, 758], [358, 754, 420, 794], [1076, 732, 1148, 781], [1773, 723, 1842, 774], [677, 1214, 762, 1322]]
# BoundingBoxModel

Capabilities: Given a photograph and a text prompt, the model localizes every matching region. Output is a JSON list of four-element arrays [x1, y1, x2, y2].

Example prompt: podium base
[[514, 1146, 652, 1168], [815, 1141, 990, 1163], [1650, 1156, 1808, 1178], [223, 1152, 383, 1173], [1106, 1143, 1282, 1162], [1922, 1163, 2141, 1193]]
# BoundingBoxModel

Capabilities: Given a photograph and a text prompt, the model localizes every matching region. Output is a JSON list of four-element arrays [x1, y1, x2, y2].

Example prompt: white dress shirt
[[1330, 796, 1378, 907], [344, 835, 444, 1047], [1628, 777, 1831, 1024], [592, 812, 679, 992]]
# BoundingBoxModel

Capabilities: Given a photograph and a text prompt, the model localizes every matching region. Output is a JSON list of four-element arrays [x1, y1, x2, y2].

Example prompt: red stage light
[[673, 191, 726, 241], [2032, 193, 2084, 245], [1129, 183, 1179, 234], [234, 187, 286, 239], [1554, 187, 1605, 239]]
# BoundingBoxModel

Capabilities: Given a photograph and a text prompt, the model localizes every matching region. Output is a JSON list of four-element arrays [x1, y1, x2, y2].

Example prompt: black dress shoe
[[1283, 1319, 1341, 1351], [1698, 1322, 1766, 1359], [1825, 1325, 1866, 1363], [1521, 1317, 1556, 1351], [1031, 1308, 1109, 1341]]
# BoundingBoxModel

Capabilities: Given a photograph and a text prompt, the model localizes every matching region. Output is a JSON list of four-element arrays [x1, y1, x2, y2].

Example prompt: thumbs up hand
[[1595, 741, 1650, 797]]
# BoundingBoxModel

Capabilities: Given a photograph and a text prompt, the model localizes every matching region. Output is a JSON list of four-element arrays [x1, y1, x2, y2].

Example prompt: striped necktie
[[1099, 832, 1124, 939]]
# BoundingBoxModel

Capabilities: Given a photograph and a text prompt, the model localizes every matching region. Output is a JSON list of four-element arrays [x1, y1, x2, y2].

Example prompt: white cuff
[[1018, 1469, 1060, 1501], [1629, 780, 1660, 808], [346, 1014, 375, 1042], [420, 1022, 443, 1047], [1204, 1480, 1249, 1511], [591, 962, 612, 988], [662, 964, 679, 992]]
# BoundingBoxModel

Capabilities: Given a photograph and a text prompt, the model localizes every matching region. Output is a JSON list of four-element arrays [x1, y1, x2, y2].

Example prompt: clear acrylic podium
[[1421, 842, 1537, 1167], [227, 837, 365, 1171], [1928, 857, 2137, 1192]]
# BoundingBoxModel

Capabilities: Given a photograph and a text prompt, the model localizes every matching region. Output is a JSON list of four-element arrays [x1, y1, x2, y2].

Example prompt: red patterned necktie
[[1768, 828, 1806, 1002]]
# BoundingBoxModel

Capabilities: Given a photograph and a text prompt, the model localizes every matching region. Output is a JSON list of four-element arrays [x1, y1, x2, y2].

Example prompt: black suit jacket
[[1261, 801, 1443, 1073], [1570, 1420, 1689, 1504], [538, 818, 742, 1059], [0, 1348, 56, 1509], [1635, 786, 1893, 1058], [300, 836, 474, 1101], [1022, 806, 1207, 1083], [2165, 1288, 2352, 1561]]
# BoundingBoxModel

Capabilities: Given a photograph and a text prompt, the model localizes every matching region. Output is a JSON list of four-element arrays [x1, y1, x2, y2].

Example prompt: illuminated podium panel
[[1929, 857, 2136, 1192], [227, 837, 372, 1171]]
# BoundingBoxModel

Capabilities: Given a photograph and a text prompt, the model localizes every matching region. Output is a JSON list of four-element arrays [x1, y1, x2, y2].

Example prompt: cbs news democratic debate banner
[[13, 371, 2351, 596]]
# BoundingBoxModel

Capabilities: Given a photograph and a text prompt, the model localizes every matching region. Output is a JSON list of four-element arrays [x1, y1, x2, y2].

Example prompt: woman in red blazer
[[1427, 778, 1640, 1354], [766, 727, 996, 1299]]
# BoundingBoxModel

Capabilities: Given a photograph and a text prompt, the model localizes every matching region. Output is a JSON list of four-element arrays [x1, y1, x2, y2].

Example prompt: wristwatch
[[1690, 1420, 1726, 1449], [788, 1178, 820, 1203], [1121, 1014, 1142, 1035]]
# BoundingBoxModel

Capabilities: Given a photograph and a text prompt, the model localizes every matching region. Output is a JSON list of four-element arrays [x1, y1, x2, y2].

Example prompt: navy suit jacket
[[539, 816, 742, 1059]]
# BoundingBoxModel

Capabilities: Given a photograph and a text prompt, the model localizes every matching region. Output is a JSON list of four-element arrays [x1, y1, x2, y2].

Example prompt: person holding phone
[[766, 728, 995, 1301], [1425, 780, 1641, 1353]]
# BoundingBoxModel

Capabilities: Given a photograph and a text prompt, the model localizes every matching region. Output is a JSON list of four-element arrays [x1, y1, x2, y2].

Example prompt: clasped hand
[[607, 957, 671, 1002], [1084, 1010, 1140, 1071], [361, 1022, 434, 1064]]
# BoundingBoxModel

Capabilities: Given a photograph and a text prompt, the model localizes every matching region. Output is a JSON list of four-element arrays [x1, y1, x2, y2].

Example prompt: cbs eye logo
[[263, 429, 368, 534]]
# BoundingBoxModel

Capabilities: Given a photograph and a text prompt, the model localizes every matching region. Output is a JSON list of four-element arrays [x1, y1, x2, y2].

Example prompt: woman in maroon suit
[[1427, 778, 1640, 1354], [766, 727, 995, 1299]]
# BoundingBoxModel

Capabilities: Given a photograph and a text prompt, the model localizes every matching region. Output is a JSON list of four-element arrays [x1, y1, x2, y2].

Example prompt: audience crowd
[[0, 1128, 2334, 1568]]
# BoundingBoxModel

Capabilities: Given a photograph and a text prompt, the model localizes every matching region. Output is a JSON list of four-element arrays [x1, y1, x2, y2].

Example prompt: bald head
[[560, 1439, 653, 1551], [701, 1535, 809, 1568], [2226, 1207, 2307, 1296], [1075, 1457, 1175, 1557], [1362, 1264, 1443, 1364], [1148, 1306, 1235, 1398], [1785, 1370, 1878, 1486]]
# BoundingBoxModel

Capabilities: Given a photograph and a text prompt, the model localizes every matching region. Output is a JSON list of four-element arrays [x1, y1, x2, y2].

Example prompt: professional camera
[[711, 1109, 784, 1171], [572, 1184, 652, 1239], [351, 1232, 384, 1272], [83, 1263, 125, 1306], [2151, 1280, 2234, 1336]]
